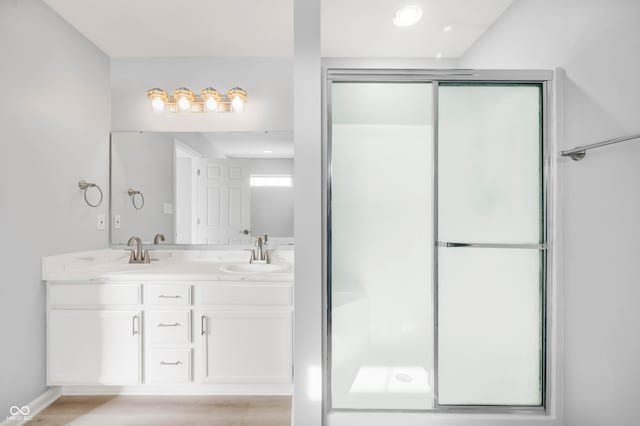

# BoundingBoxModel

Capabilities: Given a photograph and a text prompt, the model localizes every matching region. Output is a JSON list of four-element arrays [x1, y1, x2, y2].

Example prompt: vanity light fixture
[[393, 5, 423, 27], [146, 86, 248, 113]]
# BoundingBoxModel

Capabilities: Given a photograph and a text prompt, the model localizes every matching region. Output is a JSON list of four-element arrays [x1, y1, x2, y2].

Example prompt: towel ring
[[78, 180, 103, 208], [128, 188, 145, 210]]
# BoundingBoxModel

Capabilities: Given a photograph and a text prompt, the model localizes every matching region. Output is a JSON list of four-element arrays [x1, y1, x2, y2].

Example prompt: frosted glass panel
[[438, 84, 542, 244], [330, 82, 434, 410], [438, 247, 542, 405]]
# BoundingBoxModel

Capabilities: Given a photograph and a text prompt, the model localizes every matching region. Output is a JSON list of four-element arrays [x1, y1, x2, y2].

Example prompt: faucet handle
[[244, 248, 256, 262], [142, 249, 151, 264]]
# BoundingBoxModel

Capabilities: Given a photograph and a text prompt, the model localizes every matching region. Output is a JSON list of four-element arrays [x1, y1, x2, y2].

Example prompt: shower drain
[[395, 372, 414, 383]]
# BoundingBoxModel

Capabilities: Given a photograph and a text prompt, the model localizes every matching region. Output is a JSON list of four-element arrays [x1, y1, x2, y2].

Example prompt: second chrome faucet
[[250, 234, 271, 264]]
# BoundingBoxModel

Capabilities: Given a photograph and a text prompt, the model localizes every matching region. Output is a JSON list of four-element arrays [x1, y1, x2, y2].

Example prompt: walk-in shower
[[324, 70, 550, 415]]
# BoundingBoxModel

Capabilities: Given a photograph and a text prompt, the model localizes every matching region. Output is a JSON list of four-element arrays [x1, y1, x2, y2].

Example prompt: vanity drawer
[[146, 349, 191, 383], [196, 283, 292, 306], [143, 284, 191, 306], [48, 284, 139, 306], [146, 311, 191, 345]]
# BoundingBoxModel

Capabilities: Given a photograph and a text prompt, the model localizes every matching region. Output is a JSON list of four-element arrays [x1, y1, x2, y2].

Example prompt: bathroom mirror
[[110, 131, 294, 247]]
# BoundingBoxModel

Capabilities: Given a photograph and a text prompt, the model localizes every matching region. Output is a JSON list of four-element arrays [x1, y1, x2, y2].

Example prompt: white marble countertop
[[42, 249, 294, 283]]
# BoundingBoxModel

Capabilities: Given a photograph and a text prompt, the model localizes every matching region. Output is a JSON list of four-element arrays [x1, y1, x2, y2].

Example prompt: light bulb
[[205, 97, 218, 112], [151, 96, 165, 113], [393, 5, 423, 27], [231, 95, 244, 112], [178, 96, 191, 112]]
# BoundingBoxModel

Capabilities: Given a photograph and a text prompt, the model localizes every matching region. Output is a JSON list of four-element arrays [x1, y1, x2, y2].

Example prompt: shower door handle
[[436, 241, 547, 249]]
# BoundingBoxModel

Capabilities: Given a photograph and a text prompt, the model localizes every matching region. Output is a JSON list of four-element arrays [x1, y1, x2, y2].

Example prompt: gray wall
[[0, 0, 110, 415], [111, 57, 293, 132], [460, 1, 640, 425], [250, 159, 294, 237]]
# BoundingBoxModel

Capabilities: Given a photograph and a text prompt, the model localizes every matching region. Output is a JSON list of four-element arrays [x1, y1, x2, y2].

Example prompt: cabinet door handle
[[200, 315, 207, 335], [157, 322, 180, 327], [132, 315, 140, 335], [160, 361, 182, 366], [158, 294, 181, 299]]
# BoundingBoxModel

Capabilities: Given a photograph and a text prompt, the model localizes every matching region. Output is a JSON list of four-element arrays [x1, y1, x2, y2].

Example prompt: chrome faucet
[[250, 235, 270, 264], [154, 233, 165, 244], [127, 236, 150, 264]]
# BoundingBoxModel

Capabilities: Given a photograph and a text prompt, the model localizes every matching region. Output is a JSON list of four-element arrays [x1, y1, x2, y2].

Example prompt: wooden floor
[[30, 396, 291, 426]]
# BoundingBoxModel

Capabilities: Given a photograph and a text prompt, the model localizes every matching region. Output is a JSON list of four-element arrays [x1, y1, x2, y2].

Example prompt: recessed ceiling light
[[393, 5, 423, 27], [442, 25, 453, 32], [436, 52, 443, 59], [264, 150, 273, 153]]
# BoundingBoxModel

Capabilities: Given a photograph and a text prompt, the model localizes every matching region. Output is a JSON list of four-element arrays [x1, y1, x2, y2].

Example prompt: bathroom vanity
[[43, 249, 293, 395]]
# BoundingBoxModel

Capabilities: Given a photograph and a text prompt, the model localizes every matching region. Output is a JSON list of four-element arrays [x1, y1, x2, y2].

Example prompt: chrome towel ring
[[128, 188, 145, 210], [78, 180, 103, 208]]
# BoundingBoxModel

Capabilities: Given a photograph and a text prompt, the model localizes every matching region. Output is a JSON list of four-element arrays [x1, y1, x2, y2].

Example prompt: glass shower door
[[329, 82, 435, 410], [436, 83, 544, 407]]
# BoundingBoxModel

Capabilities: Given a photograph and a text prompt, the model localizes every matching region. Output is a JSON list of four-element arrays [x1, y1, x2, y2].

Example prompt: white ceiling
[[43, 0, 511, 59], [43, 0, 293, 58], [202, 131, 294, 159], [321, 0, 513, 58]]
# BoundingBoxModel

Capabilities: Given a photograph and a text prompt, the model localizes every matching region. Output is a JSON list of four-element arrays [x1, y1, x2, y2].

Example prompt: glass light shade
[[205, 97, 218, 112], [177, 96, 191, 112], [151, 97, 165, 112], [231, 95, 244, 112]]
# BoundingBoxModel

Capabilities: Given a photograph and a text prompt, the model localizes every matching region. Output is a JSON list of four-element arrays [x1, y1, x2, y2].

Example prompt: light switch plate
[[114, 214, 121, 229], [97, 214, 106, 230]]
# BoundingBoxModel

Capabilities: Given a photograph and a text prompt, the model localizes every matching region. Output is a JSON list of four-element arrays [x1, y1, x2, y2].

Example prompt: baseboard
[[61, 383, 293, 396], [1, 387, 62, 426]]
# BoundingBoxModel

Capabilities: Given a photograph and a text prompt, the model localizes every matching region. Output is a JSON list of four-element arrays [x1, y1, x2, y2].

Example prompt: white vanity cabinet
[[46, 278, 293, 393], [47, 284, 143, 385], [198, 310, 292, 384], [142, 283, 194, 384], [195, 282, 293, 384]]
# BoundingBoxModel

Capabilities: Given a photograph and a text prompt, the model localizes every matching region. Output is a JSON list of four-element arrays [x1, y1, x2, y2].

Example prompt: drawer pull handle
[[158, 295, 181, 299], [201, 315, 207, 335], [157, 323, 180, 327], [160, 361, 182, 366]]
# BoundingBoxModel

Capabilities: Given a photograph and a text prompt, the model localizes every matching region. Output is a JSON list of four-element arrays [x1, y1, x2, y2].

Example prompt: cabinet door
[[199, 311, 292, 383], [48, 310, 142, 385]]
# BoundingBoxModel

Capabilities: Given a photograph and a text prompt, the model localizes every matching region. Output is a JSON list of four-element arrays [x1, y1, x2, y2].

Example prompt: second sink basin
[[220, 263, 288, 274]]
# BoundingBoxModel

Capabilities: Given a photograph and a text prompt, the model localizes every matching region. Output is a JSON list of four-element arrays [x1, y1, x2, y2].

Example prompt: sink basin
[[220, 263, 288, 274]]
